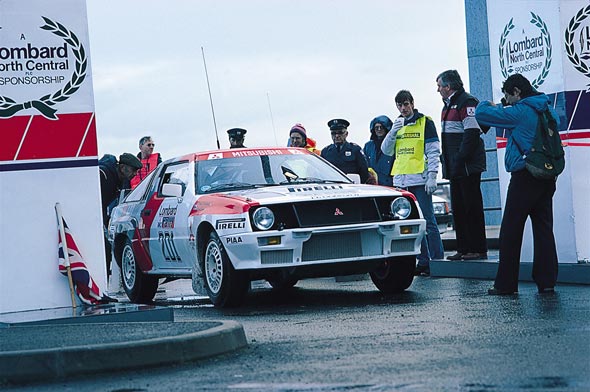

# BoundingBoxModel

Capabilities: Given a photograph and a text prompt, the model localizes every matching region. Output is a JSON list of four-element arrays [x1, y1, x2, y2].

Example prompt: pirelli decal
[[216, 218, 246, 230]]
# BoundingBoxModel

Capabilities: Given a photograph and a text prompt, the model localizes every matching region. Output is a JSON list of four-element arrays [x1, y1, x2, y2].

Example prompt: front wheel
[[202, 231, 249, 307], [120, 238, 158, 303], [370, 256, 415, 294]]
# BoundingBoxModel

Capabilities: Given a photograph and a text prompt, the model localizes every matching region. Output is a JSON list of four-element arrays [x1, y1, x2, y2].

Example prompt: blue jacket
[[363, 140, 393, 186], [475, 93, 559, 173]]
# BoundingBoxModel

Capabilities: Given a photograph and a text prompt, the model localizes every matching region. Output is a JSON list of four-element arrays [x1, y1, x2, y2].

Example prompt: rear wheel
[[203, 231, 249, 307], [121, 238, 158, 303], [370, 256, 415, 294]]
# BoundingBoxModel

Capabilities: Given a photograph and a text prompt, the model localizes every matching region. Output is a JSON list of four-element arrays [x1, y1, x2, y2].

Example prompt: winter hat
[[119, 153, 143, 169], [290, 123, 307, 143]]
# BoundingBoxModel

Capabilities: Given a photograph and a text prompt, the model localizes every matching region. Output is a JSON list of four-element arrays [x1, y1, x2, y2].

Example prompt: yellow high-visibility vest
[[391, 116, 428, 175]]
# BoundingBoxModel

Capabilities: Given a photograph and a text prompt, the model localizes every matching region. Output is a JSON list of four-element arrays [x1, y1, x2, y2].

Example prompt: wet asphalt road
[[6, 276, 590, 391]]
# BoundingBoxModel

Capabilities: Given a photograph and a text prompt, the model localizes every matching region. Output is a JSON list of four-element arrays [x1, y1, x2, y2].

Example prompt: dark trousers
[[450, 172, 487, 254], [495, 170, 558, 291]]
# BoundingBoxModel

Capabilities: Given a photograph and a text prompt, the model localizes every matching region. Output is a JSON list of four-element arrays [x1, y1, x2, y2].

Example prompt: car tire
[[203, 231, 249, 307], [369, 256, 415, 294], [121, 238, 159, 303]]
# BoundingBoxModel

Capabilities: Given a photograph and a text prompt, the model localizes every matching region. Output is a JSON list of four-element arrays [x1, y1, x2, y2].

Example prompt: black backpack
[[513, 109, 565, 180]]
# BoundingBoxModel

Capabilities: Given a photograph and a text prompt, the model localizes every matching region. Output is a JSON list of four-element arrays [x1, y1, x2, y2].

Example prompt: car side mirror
[[346, 173, 361, 184], [161, 183, 183, 198]]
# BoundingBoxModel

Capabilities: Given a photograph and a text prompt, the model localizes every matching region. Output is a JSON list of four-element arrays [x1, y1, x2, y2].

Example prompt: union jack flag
[[58, 217, 107, 305]]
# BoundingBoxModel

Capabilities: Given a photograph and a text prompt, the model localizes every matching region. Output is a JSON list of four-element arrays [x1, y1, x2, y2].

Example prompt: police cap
[[119, 153, 143, 169], [327, 119, 350, 131], [227, 128, 247, 138]]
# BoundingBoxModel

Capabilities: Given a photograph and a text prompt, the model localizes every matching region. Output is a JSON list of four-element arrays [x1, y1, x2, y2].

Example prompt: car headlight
[[252, 207, 275, 230], [390, 197, 412, 220], [432, 202, 447, 215]]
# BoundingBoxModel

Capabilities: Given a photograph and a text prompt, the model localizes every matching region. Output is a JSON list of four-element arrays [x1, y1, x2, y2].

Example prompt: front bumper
[[220, 219, 426, 270]]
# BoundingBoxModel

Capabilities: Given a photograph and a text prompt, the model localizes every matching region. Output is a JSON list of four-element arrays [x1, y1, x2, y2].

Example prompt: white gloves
[[425, 172, 437, 195], [392, 117, 405, 133]]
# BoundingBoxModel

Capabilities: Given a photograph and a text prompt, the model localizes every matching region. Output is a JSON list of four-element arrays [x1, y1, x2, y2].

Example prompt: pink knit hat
[[290, 123, 307, 142]]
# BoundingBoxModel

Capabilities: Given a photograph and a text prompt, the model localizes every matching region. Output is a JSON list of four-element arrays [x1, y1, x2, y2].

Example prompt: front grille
[[261, 250, 293, 264], [390, 239, 415, 253], [294, 198, 380, 228], [302, 232, 362, 261]]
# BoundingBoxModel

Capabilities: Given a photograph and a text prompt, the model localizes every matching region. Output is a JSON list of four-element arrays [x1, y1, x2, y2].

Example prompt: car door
[[149, 161, 193, 270]]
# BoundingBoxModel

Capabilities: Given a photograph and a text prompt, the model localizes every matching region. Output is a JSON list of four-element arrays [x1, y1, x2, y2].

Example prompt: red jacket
[[130, 152, 161, 188]]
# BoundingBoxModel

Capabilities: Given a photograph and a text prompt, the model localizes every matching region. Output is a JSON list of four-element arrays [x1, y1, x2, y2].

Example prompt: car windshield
[[195, 152, 351, 194]]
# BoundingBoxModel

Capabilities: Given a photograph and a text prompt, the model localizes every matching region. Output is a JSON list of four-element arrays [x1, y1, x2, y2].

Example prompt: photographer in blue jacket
[[475, 73, 560, 296]]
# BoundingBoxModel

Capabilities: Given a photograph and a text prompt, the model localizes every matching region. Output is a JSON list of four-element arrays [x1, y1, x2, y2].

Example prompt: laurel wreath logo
[[498, 12, 552, 89], [0, 16, 87, 120], [565, 5, 590, 90]]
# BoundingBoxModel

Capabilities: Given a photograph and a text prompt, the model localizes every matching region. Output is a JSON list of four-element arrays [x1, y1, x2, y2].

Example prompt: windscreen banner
[[0, 0, 106, 313]]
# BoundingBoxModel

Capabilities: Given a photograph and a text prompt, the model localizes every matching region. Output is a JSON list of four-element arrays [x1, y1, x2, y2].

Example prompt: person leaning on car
[[321, 118, 376, 184], [99, 152, 142, 277], [436, 69, 488, 261], [381, 90, 445, 276], [130, 136, 162, 189]]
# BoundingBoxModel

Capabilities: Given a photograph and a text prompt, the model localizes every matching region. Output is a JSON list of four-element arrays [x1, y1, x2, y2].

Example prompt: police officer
[[227, 128, 247, 148], [321, 119, 372, 183]]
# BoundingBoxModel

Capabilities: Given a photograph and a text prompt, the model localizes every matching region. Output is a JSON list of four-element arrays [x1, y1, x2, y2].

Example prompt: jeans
[[406, 185, 445, 266]]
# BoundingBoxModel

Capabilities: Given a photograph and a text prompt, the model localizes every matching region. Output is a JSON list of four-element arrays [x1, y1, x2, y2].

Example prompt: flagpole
[[266, 92, 279, 146], [55, 202, 77, 310]]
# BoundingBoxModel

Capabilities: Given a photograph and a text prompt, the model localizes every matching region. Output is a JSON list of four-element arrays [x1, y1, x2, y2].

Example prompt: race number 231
[[158, 231, 181, 261]]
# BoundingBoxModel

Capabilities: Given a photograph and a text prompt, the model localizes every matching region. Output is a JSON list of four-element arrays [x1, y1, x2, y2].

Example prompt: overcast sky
[[86, 0, 468, 159]]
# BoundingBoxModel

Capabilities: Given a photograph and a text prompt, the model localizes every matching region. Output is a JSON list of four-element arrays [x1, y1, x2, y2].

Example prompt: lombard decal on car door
[[151, 161, 192, 269]]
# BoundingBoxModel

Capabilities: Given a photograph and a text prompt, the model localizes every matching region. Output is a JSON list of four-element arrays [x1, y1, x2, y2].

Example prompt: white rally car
[[108, 147, 426, 307]]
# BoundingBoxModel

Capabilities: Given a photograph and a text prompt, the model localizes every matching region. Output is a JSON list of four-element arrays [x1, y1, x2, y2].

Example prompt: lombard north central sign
[[0, 0, 105, 314], [498, 12, 552, 89], [0, 16, 87, 120]]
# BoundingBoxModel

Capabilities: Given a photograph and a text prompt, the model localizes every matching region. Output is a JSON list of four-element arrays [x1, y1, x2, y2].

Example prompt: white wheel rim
[[122, 244, 136, 290], [205, 241, 223, 294]]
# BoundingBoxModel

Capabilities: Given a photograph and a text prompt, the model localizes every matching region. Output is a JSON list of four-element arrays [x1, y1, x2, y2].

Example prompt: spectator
[[475, 73, 559, 295], [289, 123, 320, 154], [227, 128, 247, 148], [436, 70, 488, 261], [130, 136, 162, 189], [381, 90, 444, 275], [364, 115, 394, 186], [321, 118, 375, 184], [99, 153, 142, 277]]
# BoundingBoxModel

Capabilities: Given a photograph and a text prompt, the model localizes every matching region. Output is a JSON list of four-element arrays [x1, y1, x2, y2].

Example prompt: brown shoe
[[462, 252, 488, 260], [446, 252, 464, 261]]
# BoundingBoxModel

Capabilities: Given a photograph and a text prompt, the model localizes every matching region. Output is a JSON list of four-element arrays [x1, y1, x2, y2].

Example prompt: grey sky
[[86, 0, 468, 159]]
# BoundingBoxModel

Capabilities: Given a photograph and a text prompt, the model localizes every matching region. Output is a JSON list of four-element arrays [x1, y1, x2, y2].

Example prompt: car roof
[[165, 147, 312, 164]]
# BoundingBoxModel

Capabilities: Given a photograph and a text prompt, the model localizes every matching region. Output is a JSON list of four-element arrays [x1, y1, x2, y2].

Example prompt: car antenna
[[201, 46, 221, 149], [266, 92, 279, 146]]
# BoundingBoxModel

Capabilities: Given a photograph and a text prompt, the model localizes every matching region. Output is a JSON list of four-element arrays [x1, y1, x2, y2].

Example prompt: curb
[[0, 320, 247, 384]]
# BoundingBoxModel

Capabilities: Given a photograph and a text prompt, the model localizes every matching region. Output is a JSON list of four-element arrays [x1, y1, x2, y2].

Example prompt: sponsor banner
[[487, 0, 590, 134], [0, 0, 104, 313], [0, 0, 97, 163]]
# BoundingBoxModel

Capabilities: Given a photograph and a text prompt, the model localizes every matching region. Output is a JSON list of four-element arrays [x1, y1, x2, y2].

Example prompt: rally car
[[108, 147, 426, 307]]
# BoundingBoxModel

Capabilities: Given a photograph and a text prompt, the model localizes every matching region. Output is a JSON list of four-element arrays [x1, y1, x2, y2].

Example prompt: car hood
[[221, 183, 406, 204]]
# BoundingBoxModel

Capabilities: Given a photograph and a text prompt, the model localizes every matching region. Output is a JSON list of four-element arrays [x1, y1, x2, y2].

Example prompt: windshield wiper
[[206, 182, 259, 192], [279, 178, 348, 185]]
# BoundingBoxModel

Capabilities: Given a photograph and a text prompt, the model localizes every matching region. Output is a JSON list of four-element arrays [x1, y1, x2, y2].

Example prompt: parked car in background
[[432, 194, 453, 234], [108, 147, 426, 307]]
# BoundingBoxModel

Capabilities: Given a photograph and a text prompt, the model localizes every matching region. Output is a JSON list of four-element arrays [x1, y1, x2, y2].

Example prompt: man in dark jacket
[[321, 119, 374, 184], [475, 73, 559, 295], [99, 153, 142, 277], [436, 69, 487, 261]]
